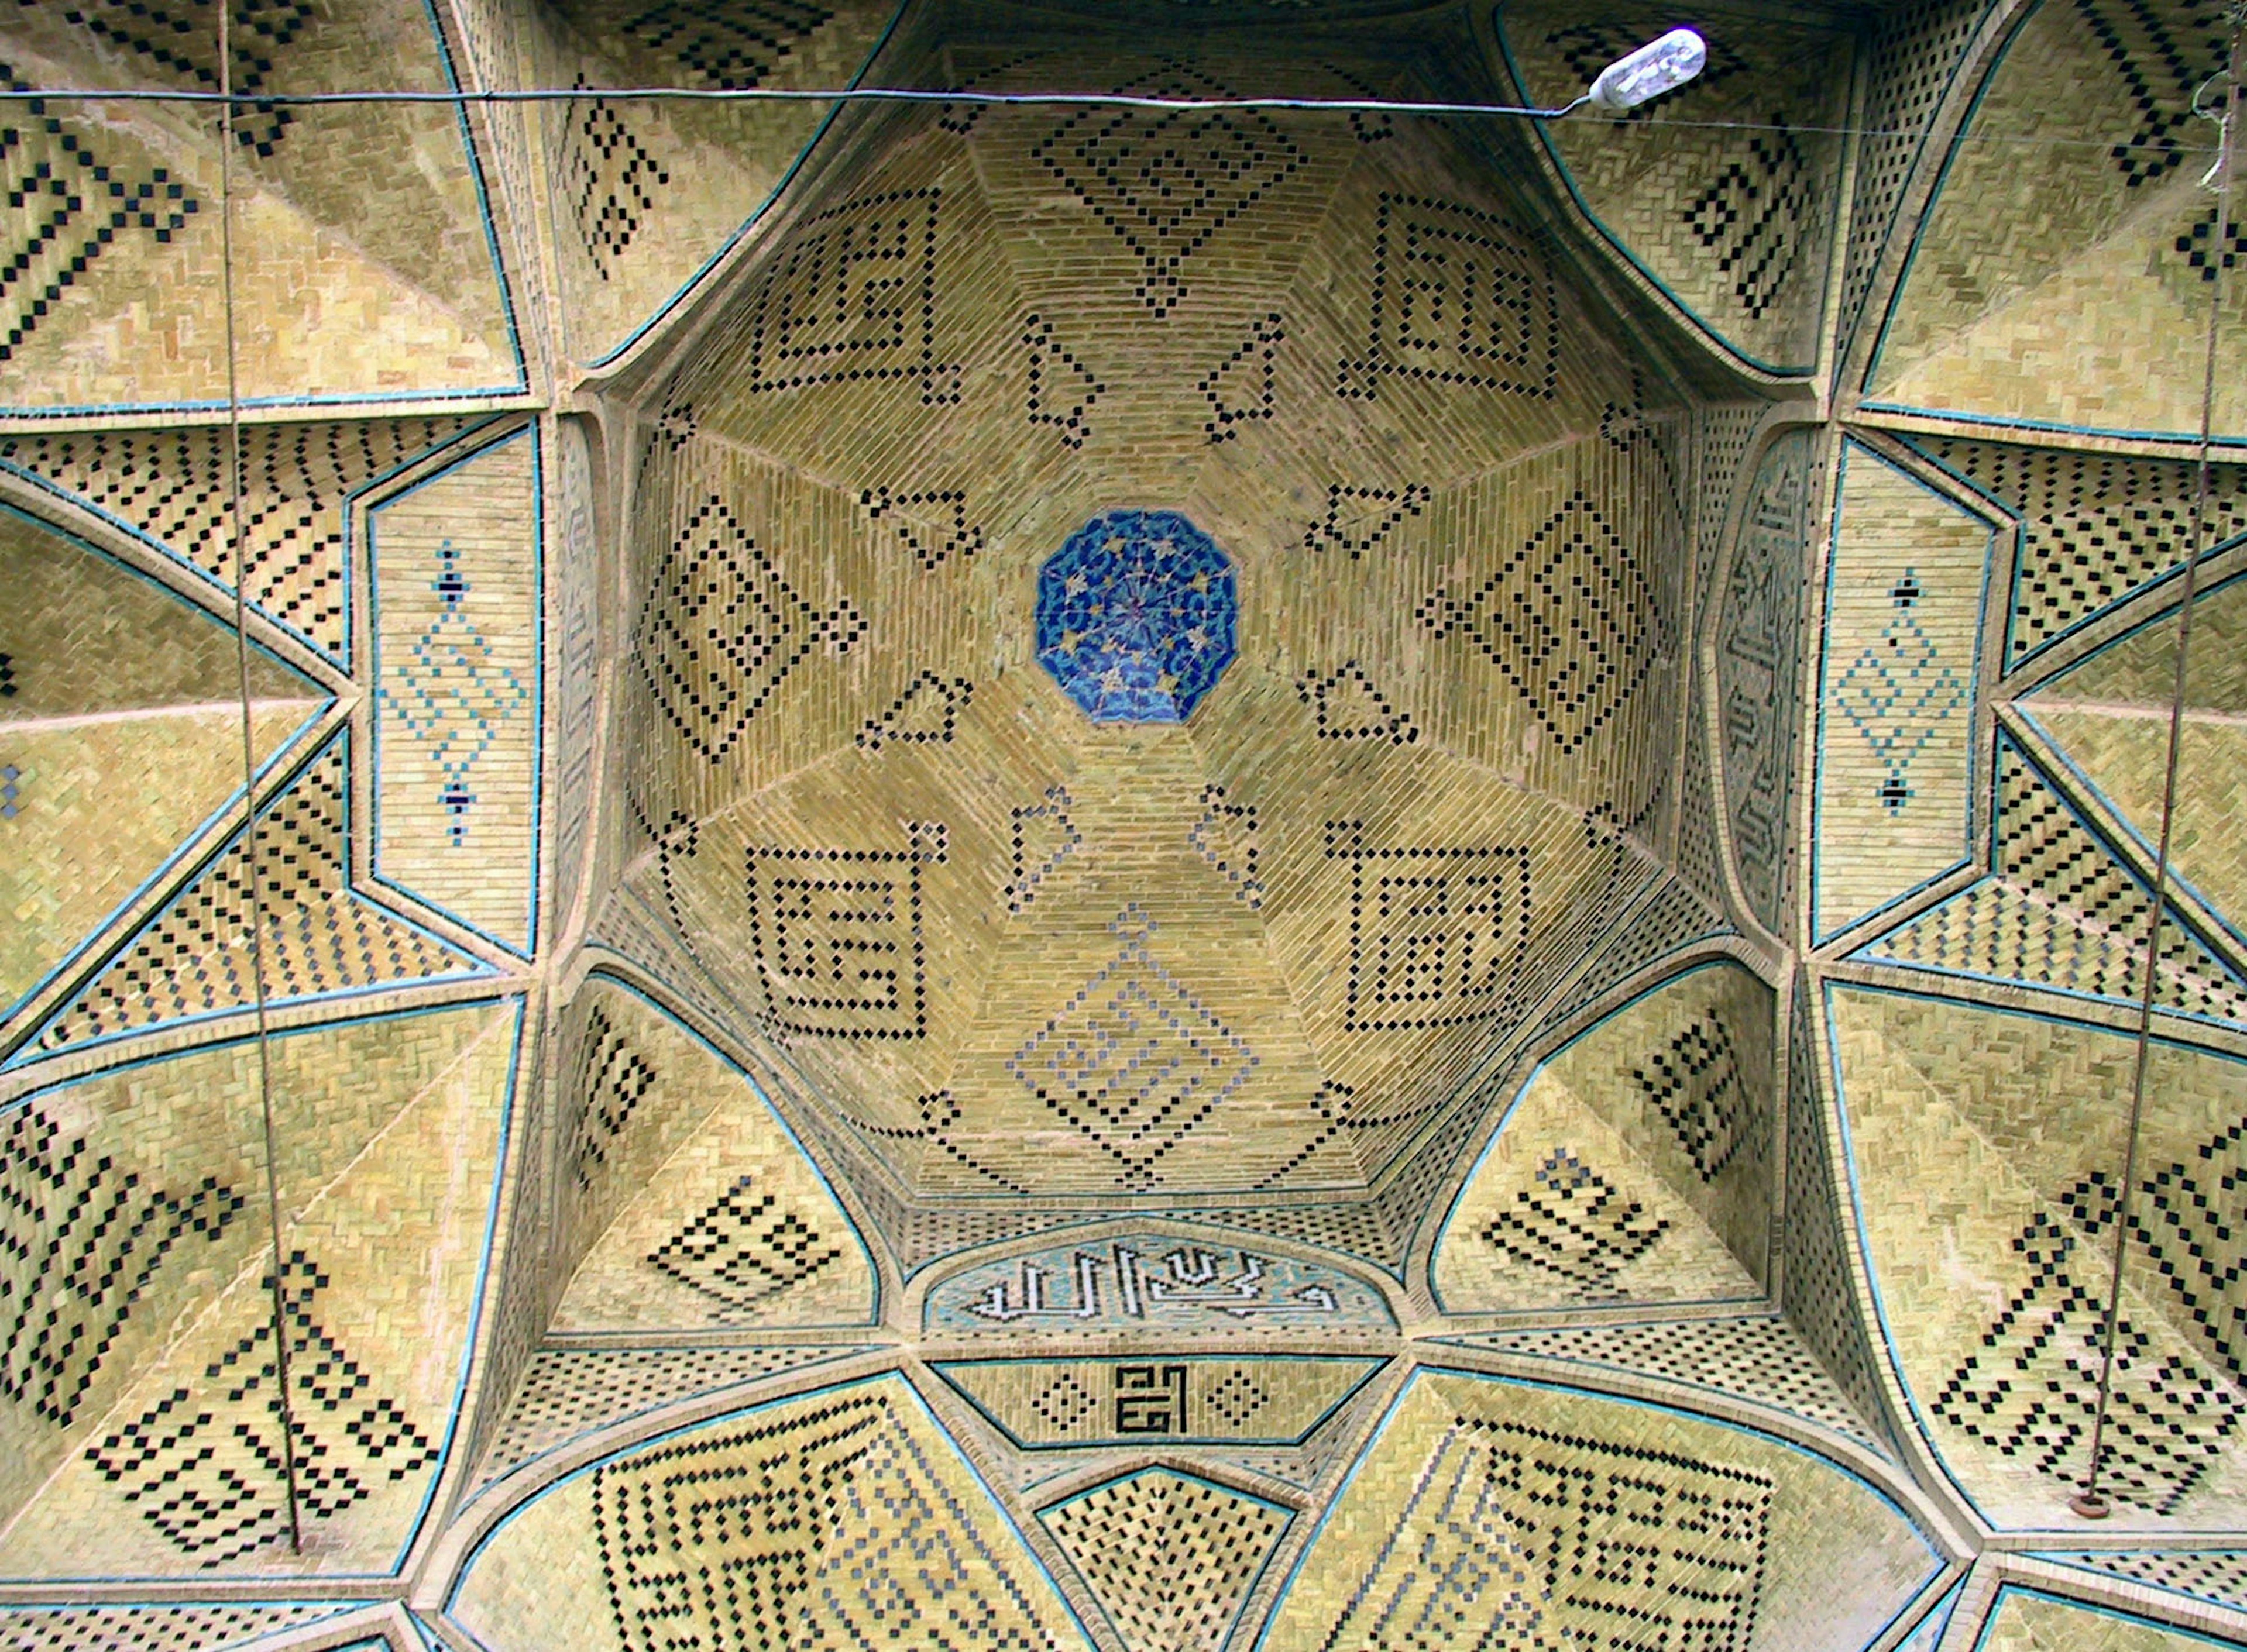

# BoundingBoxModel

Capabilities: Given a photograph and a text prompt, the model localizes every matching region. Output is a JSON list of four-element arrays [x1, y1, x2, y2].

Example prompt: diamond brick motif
[[1832, 567, 1965, 811], [1419, 491, 1660, 753], [1033, 62, 1302, 316], [377, 541, 531, 845], [1008, 908, 1255, 1190], [634, 496, 860, 762], [645, 1176, 843, 1318]]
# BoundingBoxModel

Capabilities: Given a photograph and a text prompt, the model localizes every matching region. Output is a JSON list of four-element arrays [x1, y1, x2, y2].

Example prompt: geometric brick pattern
[[1284, 1403, 1775, 1650], [589, 1380, 1071, 1652], [0, 1603, 358, 1652], [28, 741, 485, 1059], [85, 1249, 441, 1566], [2043, 1550, 2247, 1614], [1857, 736, 2247, 1026], [565, 88, 671, 279], [1007, 907, 1257, 1188], [1507, 7, 1843, 369], [1265, 1370, 1946, 1652], [617, 0, 834, 88], [1836, 0, 1994, 356], [1033, 59, 1303, 318], [0, 81, 199, 367], [1915, 439, 2247, 671], [1781, 983, 1895, 1447], [1477, 1147, 1672, 1298], [644, 1175, 846, 1317], [0, 1102, 244, 1429], [1720, 430, 1814, 930], [1458, 1313, 1882, 1450], [633, 495, 863, 763], [473, 1345, 875, 1491], [1041, 1468, 1289, 1652], [1932, 1202, 2242, 1517], [1816, 444, 1987, 941], [1420, 491, 1661, 755], [0, 419, 477, 660]]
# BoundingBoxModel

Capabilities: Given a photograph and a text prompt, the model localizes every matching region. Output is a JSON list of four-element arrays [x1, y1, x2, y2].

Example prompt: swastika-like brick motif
[[1684, 128, 1812, 322], [1326, 826, 1530, 1031], [633, 495, 863, 763], [1634, 1015, 1751, 1182], [1480, 1148, 1672, 1298], [745, 821, 945, 1040], [0, 71, 197, 365], [568, 1002, 657, 1193], [1338, 194, 1559, 400], [737, 188, 960, 401], [564, 84, 671, 278], [1419, 491, 1661, 753]]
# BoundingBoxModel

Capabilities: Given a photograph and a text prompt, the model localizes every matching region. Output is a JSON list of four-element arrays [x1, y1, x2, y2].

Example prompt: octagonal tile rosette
[[1036, 509, 1238, 723]]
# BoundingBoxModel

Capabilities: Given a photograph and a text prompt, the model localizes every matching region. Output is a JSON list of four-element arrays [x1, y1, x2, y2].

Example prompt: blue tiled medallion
[[1035, 509, 1238, 723]]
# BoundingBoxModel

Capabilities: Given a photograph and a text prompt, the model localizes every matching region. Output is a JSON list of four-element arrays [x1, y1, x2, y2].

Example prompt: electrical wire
[[217, 2, 305, 1557], [0, 80, 2223, 159], [0, 83, 1576, 113], [2071, 25, 2241, 1522]]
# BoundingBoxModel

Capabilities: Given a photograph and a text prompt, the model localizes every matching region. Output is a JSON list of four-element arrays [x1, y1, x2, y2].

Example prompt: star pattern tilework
[[1036, 511, 1238, 724]]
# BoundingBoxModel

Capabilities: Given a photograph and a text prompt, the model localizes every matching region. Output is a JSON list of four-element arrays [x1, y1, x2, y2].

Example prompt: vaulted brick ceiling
[[608, 36, 1709, 1213], [3, 0, 2246, 1647]]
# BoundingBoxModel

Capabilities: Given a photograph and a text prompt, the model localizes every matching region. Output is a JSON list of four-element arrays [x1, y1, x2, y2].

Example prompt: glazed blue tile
[[1035, 509, 1237, 724]]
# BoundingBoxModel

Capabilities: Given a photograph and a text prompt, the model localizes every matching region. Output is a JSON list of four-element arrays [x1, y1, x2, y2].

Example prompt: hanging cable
[[2071, 15, 2241, 1522], [0, 80, 2222, 164], [217, 0, 304, 1557]]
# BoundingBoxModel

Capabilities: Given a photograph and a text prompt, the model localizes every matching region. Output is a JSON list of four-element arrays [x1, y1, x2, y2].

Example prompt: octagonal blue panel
[[1035, 509, 1238, 724]]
